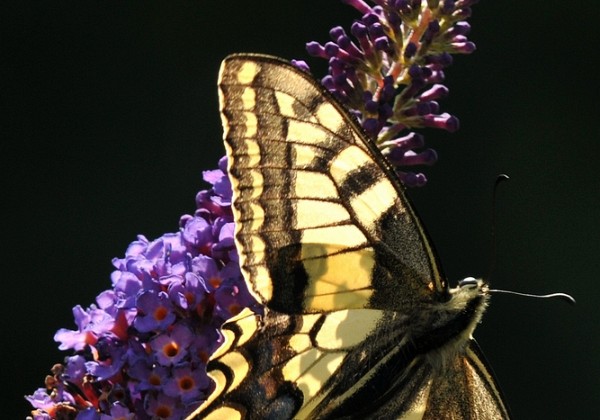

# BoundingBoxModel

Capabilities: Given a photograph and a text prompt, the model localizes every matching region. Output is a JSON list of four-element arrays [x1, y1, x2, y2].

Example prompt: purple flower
[[54, 302, 127, 352], [100, 403, 135, 420], [144, 393, 182, 420], [167, 272, 208, 311], [163, 363, 209, 403], [133, 290, 176, 333], [28, 156, 255, 418], [214, 276, 257, 320], [202, 157, 232, 206], [26, 389, 61, 413], [181, 216, 213, 250], [305, 0, 477, 186], [75, 408, 101, 420], [85, 338, 128, 381], [128, 357, 169, 392], [149, 323, 194, 366]]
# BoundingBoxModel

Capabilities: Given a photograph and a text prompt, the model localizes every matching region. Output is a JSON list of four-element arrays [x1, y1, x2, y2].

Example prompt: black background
[[4, 2, 598, 419]]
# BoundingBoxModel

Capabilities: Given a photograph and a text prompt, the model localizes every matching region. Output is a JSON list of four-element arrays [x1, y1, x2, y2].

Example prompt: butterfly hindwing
[[218, 54, 446, 315], [193, 307, 418, 419], [192, 311, 509, 419]]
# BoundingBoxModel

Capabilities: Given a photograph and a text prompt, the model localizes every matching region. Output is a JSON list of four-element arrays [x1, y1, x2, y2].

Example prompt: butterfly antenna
[[487, 174, 510, 281], [488, 289, 576, 305], [486, 174, 575, 305]]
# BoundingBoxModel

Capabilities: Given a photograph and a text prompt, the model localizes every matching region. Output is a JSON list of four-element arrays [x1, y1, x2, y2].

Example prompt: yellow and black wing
[[219, 54, 447, 314], [187, 55, 509, 419]]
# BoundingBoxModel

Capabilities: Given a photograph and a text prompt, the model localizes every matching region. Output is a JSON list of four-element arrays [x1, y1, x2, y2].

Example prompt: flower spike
[[306, 0, 477, 185]]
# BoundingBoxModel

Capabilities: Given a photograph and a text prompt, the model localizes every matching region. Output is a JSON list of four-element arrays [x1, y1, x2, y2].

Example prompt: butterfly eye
[[458, 277, 478, 289]]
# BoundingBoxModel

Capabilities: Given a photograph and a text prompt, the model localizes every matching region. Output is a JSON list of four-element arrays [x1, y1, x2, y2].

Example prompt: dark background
[[3, 2, 598, 418]]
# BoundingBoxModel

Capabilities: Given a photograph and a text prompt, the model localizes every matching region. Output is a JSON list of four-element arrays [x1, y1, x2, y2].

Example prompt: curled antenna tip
[[489, 289, 576, 305], [495, 173, 510, 185], [546, 293, 576, 305]]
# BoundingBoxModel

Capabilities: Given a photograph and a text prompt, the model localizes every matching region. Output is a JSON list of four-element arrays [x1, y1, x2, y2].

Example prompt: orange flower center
[[163, 342, 179, 358]]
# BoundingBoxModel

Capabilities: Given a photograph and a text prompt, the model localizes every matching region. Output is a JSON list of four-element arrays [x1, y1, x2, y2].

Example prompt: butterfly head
[[448, 276, 490, 311], [444, 276, 490, 337], [452, 274, 489, 294]]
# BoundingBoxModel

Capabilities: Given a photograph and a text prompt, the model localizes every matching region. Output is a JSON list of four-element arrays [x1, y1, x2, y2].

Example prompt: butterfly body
[[188, 55, 509, 419]]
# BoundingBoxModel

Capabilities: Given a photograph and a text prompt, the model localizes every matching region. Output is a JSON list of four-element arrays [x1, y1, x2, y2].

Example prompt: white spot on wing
[[244, 139, 261, 169], [329, 146, 372, 184], [316, 102, 344, 133], [282, 350, 345, 400], [275, 91, 298, 117], [237, 61, 260, 84], [294, 171, 338, 199], [292, 144, 317, 168], [242, 111, 257, 137], [287, 120, 329, 144], [241, 88, 256, 109], [350, 178, 398, 230], [314, 309, 383, 350], [295, 199, 350, 229], [301, 224, 366, 248]]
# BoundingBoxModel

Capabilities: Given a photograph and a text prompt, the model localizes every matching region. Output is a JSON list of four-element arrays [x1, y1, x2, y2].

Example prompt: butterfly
[[187, 54, 510, 419]]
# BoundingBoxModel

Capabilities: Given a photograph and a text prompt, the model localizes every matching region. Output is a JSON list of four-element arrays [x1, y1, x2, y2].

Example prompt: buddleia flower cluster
[[27, 157, 258, 419], [26, 1, 477, 418], [297, 0, 477, 186]]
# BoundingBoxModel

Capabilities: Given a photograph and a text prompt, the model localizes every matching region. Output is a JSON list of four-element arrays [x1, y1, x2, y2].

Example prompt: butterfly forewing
[[218, 54, 445, 315]]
